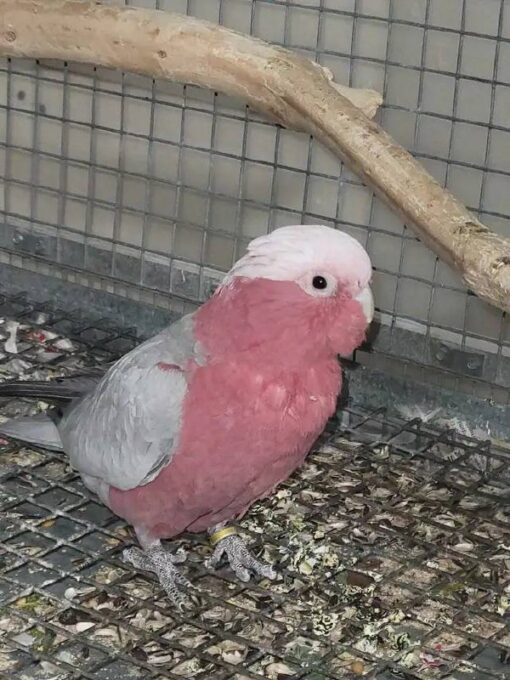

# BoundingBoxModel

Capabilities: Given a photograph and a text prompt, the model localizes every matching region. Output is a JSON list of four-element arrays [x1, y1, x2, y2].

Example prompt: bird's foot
[[205, 526, 277, 583], [122, 544, 191, 609]]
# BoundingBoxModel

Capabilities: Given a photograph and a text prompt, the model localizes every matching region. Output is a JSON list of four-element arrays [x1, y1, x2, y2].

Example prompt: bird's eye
[[312, 275, 328, 290]]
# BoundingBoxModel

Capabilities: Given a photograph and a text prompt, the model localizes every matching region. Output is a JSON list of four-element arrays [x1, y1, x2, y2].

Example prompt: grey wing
[[59, 313, 204, 491]]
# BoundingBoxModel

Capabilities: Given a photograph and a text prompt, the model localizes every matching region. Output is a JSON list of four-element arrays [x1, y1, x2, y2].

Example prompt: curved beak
[[354, 286, 374, 324]]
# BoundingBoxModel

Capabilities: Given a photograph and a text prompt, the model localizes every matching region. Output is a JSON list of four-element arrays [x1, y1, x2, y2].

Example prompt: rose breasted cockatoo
[[0, 225, 374, 607]]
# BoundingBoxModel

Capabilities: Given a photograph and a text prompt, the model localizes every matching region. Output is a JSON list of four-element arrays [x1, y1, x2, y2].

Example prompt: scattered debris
[[4, 321, 19, 354], [53, 338, 76, 352]]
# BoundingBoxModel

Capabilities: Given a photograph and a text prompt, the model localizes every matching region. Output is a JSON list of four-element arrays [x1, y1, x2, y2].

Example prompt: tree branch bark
[[1, 0, 509, 313]]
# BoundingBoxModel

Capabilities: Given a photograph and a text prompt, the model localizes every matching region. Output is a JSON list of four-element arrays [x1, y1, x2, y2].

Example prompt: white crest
[[223, 225, 372, 295]]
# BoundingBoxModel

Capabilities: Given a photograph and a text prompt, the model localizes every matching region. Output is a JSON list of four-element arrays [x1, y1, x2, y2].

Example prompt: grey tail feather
[[0, 381, 75, 401], [0, 372, 106, 402], [0, 412, 64, 452]]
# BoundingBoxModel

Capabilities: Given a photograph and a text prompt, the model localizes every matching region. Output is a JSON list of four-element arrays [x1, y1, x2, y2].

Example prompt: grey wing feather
[[58, 313, 204, 491], [0, 412, 64, 451]]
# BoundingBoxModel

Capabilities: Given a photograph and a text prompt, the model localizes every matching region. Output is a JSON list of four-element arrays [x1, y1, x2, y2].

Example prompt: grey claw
[[206, 534, 277, 583]]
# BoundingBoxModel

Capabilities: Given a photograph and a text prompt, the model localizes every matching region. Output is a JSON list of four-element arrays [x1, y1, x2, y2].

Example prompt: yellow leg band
[[209, 526, 237, 546]]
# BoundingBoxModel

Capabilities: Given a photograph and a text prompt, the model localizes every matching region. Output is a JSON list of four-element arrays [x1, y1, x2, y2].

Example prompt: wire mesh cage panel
[[1, 0, 510, 398]]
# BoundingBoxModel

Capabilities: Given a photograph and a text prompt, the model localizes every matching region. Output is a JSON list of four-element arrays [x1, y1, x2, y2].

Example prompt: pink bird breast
[[108, 277, 369, 540]]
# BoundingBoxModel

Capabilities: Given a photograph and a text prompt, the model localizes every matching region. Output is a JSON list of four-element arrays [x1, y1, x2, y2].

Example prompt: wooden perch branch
[[1, 0, 509, 313]]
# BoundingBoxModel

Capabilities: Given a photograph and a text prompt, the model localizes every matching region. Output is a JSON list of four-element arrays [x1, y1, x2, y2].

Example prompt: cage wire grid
[[0, 293, 507, 679], [1, 0, 510, 396]]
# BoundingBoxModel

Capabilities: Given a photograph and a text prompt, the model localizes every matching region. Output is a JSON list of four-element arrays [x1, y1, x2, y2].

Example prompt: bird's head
[[215, 224, 374, 359]]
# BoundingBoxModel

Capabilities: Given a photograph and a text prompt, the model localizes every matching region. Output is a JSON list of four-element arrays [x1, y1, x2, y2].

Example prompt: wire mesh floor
[[0, 292, 509, 680]]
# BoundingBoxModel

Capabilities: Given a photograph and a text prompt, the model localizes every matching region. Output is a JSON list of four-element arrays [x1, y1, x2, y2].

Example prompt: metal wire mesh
[[0, 293, 509, 680], [1, 0, 510, 392]]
